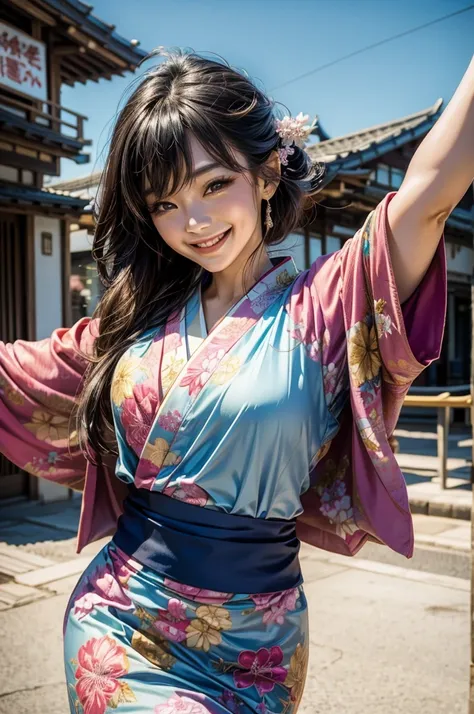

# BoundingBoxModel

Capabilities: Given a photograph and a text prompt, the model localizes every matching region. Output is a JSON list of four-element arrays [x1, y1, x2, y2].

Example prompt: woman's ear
[[259, 151, 281, 201]]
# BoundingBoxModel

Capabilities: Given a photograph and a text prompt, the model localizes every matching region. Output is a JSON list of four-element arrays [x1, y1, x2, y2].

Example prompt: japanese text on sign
[[0, 22, 47, 101]]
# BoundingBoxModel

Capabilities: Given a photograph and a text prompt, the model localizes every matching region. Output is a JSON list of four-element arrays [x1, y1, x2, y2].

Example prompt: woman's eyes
[[148, 177, 234, 214], [205, 177, 234, 194]]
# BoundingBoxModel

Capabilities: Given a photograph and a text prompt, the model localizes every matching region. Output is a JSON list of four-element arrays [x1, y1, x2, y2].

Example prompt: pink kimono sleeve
[[292, 190, 447, 557], [0, 317, 99, 491]]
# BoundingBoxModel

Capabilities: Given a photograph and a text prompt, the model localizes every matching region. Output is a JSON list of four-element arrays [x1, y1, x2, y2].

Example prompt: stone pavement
[[0, 497, 470, 713]]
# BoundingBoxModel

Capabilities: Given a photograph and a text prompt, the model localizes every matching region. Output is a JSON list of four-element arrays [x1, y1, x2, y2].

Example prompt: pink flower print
[[180, 348, 226, 397], [250, 588, 299, 625], [289, 323, 320, 362], [163, 330, 182, 353], [164, 578, 233, 605], [323, 362, 337, 404], [163, 481, 210, 507], [75, 635, 129, 714], [217, 316, 254, 343], [157, 409, 183, 433], [250, 288, 279, 316], [234, 646, 287, 696], [73, 563, 133, 621], [154, 693, 211, 714], [319, 479, 355, 530], [121, 383, 158, 455], [218, 690, 242, 713], [153, 598, 191, 643]]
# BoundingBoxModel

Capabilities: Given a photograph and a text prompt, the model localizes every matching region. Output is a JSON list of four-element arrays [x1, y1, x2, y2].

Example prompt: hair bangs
[[124, 100, 251, 221]]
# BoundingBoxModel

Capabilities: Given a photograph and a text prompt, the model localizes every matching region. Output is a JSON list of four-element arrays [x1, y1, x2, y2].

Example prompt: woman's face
[[144, 135, 268, 273]]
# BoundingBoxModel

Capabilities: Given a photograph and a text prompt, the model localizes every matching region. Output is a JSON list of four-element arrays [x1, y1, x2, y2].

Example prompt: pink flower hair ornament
[[275, 112, 316, 166]]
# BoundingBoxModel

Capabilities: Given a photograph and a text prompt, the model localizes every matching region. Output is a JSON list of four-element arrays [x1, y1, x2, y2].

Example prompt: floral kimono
[[0, 191, 446, 714]]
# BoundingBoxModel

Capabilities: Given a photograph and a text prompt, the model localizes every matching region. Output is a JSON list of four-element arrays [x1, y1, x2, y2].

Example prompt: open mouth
[[190, 228, 231, 253]]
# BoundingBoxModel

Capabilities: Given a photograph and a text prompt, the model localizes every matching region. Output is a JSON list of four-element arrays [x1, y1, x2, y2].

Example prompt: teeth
[[195, 231, 226, 248]]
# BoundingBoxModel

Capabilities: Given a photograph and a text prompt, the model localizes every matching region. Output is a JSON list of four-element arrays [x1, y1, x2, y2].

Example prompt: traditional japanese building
[[0, 0, 147, 500]]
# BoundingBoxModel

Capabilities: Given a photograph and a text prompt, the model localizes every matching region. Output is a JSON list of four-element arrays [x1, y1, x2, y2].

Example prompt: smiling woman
[[0, 48, 449, 713]]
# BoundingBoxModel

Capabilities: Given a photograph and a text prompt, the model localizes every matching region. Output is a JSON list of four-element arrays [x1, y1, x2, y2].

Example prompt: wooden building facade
[[0, 0, 146, 500]]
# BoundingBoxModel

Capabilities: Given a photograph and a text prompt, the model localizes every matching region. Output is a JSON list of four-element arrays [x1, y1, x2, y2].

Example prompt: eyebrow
[[144, 162, 223, 198]]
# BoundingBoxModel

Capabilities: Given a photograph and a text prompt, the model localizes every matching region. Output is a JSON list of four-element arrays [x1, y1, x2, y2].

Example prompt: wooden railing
[[401, 392, 472, 489], [0, 93, 89, 144]]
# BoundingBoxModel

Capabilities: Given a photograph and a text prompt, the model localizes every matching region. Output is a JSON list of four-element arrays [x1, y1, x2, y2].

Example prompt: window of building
[[21, 170, 34, 185], [376, 164, 390, 186], [391, 168, 404, 189], [309, 237, 322, 265], [326, 236, 342, 254], [0, 165, 19, 182]]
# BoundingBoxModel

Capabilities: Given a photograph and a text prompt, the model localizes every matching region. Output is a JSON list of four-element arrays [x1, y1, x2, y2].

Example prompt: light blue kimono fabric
[[63, 257, 342, 714]]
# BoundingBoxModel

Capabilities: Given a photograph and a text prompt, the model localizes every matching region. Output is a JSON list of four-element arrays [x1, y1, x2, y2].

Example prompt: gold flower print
[[313, 439, 332, 465], [112, 356, 149, 406], [161, 351, 185, 393], [185, 605, 232, 652], [285, 642, 309, 706], [385, 358, 417, 385], [374, 298, 393, 339], [357, 422, 380, 452], [276, 269, 297, 288], [142, 437, 180, 469], [131, 629, 176, 670], [24, 410, 77, 445], [210, 355, 241, 386], [348, 321, 381, 387], [0, 377, 25, 406]]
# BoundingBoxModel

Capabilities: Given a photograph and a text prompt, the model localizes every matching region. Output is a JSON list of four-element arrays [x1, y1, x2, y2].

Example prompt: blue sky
[[59, 0, 474, 181]]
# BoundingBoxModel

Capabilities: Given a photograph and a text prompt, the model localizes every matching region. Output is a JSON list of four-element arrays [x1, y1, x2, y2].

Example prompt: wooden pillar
[[437, 406, 450, 489], [469, 264, 474, 712], [61, 217, 72, 328]]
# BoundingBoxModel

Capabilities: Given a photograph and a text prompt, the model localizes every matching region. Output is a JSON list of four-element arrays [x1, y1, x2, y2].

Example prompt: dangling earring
[[265, 199, 273, 236]]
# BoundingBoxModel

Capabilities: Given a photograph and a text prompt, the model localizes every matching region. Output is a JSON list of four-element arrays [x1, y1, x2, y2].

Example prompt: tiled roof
[[49, 171, 102, 193], [307, 98, 443, 165]]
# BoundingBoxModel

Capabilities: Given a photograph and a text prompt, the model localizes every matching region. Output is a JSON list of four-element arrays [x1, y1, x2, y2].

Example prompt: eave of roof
[[0, 184, 89, 212], [40, 0, 149, 67]]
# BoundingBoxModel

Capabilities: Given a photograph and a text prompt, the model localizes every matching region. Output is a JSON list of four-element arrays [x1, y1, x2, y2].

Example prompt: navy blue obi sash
[[112, 485, 303, 594]]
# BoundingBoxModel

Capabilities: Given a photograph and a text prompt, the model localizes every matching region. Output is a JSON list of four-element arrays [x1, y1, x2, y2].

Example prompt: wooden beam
[[66, 26, 128, 68], [9, 0, 56, 25], [61, 218, 72, 328], [0, 149, 57, 175], [52, 45, 87, 57]]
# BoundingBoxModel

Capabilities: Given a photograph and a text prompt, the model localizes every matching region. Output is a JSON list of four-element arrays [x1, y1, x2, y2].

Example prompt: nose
[[185, 213, 212, 234]]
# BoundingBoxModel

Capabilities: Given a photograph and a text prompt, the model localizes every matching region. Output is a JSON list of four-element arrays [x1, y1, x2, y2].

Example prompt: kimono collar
[[194, 254, 299, 328]]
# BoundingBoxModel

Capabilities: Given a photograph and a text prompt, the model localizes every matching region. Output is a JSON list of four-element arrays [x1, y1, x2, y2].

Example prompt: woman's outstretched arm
[[387, 53, 474, 304], [0, 318, 98, 490]]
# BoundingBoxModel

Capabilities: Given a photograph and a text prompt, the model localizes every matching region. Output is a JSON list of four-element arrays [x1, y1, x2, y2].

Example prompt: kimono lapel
[[134, 256, 298, 487]]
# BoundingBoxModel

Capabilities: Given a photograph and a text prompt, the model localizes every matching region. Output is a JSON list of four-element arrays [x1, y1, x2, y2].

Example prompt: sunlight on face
[[144, 135, 266, 273]]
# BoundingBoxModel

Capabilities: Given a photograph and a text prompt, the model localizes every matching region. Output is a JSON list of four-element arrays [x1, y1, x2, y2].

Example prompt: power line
[[270, 4, 474, 92]]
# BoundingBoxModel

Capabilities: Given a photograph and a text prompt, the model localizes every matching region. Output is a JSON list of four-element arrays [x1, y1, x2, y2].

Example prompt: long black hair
[[76, 48, 325, 460]]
